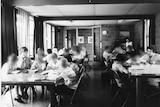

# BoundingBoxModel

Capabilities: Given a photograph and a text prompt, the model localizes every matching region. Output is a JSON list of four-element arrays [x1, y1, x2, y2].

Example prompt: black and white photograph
[[1, 0, 160, 107]]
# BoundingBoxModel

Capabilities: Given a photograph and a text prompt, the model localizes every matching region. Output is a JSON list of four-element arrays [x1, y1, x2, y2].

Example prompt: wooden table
[[1, 73, 58, 107], [128, 64, 160, 107]]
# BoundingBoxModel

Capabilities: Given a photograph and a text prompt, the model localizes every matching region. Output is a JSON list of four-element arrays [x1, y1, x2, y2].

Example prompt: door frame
[[92, 25, 102, 61]]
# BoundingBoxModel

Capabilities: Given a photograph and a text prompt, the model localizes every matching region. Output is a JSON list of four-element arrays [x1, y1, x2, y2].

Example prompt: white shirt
[[17, 56, 31, 69], [59, 67, 77, 89], [47, 60, 59, 69], [112, 61, 128, 74], [31, 61, 46, 71], [1, 63, 17, 76], [43, 54, 52, 63]]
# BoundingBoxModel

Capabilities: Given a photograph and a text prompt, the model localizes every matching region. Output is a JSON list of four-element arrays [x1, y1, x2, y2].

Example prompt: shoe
[[22, 93, 29, 100], [48, 103, 51, 107], [14, 96, 25, 103]]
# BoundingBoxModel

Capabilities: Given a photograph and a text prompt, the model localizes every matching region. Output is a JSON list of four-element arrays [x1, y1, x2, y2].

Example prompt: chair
[[56, 64, 85, 106], [2, 86, 14, 106], [109, 70, 132, 107], [82, 59, 91, 79]]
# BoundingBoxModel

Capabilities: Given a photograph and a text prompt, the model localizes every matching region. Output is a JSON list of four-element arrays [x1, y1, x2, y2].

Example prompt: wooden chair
[[57, 64, 85, 106], [109, 70, 132, 107]]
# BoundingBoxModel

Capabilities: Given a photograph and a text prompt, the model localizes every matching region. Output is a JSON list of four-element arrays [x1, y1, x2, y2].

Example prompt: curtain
[[16, 9, 29, 54], [33, 17, 44, 55], [1, 5, 18, 64]]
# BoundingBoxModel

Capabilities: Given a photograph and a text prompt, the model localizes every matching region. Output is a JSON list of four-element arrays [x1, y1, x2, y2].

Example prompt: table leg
[[49, 84, 58, 107], [136, 78, 141, 107], [30, 87, 33, 107]]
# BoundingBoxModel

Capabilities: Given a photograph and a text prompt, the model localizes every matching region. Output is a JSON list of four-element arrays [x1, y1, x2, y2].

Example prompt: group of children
[[1, 46, 87, 103], [103, 45, 160, 89]]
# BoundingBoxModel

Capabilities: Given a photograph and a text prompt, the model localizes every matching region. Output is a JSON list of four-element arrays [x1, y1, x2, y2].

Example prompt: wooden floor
[[1, 62, 160, 107]]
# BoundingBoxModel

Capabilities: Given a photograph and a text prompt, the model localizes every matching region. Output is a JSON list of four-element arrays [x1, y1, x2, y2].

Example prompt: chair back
[[112, 70, 124, 88]]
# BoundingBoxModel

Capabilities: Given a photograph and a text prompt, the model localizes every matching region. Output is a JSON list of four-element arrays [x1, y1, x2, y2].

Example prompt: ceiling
[[46, 19, 140, 26], [3, 0, 160, 6], [17, 3, 160, 17]]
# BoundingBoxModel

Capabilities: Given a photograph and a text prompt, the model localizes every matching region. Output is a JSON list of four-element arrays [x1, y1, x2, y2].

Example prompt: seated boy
[[1, 54, 18, 76], [112, 54, 129, 74], [47, 53, 59, 70], [43, 49, 52, 63], [31, 54, 46, 72], [17, 47, 32, 70], [15, 47, 32, 103], [31, 54, 46, 98]]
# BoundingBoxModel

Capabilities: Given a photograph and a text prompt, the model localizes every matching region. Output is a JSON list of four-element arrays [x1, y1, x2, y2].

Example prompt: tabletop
[[128, 64, 160, 77], [1, 70, 56, 85]]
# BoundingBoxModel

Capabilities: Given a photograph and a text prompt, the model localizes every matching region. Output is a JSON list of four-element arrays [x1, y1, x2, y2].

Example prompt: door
[[93, 27, 101, 61], [67, 29, 76, 48]]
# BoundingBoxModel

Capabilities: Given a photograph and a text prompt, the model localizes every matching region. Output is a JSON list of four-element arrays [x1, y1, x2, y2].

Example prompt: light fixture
[[102, 30, 108, 35]]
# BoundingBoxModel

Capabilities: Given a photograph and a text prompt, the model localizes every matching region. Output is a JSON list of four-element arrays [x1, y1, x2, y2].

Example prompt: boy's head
[[63, 48, 70, 55], [50, 53, 58, 62], [59, 58, 68, 68], [72, 46, 81, 55], [129, 51, 138, 62], [20, 47, 28, 57], [116, 54, 127, 63], [8, 54, 18, 65], [35, 54, 43, 62], [147, 46, 154, 56], [37, 48, 44, 55], [47, 49, 52, 54]]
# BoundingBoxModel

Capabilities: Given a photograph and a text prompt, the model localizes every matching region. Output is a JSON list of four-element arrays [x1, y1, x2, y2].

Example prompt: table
[[1, 73, 58, 107], [128, 64, 160, 107]]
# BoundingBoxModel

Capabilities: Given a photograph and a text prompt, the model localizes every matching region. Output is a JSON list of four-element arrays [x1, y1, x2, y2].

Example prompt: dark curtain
[[1, 5, 18, 64], [33, 17, 44, 55]]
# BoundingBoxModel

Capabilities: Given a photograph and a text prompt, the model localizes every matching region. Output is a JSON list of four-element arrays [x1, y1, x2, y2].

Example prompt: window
[[144, 19, 150, 52], [44, 23, 55, 54], [52, 26, 55, 48], [16, 9, 34, 57], [28, 16, 34, 57]]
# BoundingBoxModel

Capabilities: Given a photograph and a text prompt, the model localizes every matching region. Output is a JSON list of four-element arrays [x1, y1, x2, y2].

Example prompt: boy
[[17, 47, 32, 70], [1, 54, 18, 75], [47, 53, 59, 70], [15, 47, 32, 103], [31, 54, 46, 72], [112, 54, 128, 74], [43, 49, 52, 63]]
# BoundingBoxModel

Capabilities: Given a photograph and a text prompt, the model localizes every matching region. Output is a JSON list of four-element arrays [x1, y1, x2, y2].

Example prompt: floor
[[1, 62, 160, 107]]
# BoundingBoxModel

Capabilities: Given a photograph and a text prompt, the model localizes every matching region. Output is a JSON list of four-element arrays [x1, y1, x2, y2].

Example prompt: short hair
[[20, 47, 28, 52], [104, 46, 109, 50], [147, 46, 154, 51], [37, 48, 44, 52], [129, 51, 138, 58], [8, 53, 18, 62], [72, 46, 81, 54], [51, 53, 58, 59], [47, 49, 52, 54], [116, 54, 127, 62]]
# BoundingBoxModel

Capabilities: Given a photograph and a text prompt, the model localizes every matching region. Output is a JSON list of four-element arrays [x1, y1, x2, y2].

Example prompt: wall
[[78, 28, 93, 60], [101, 24, 134, 52], [134, 21, 143, 50], [101, 25, 118, 52], [155, 13, 160, 53], [55, 26, 64, 49]]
